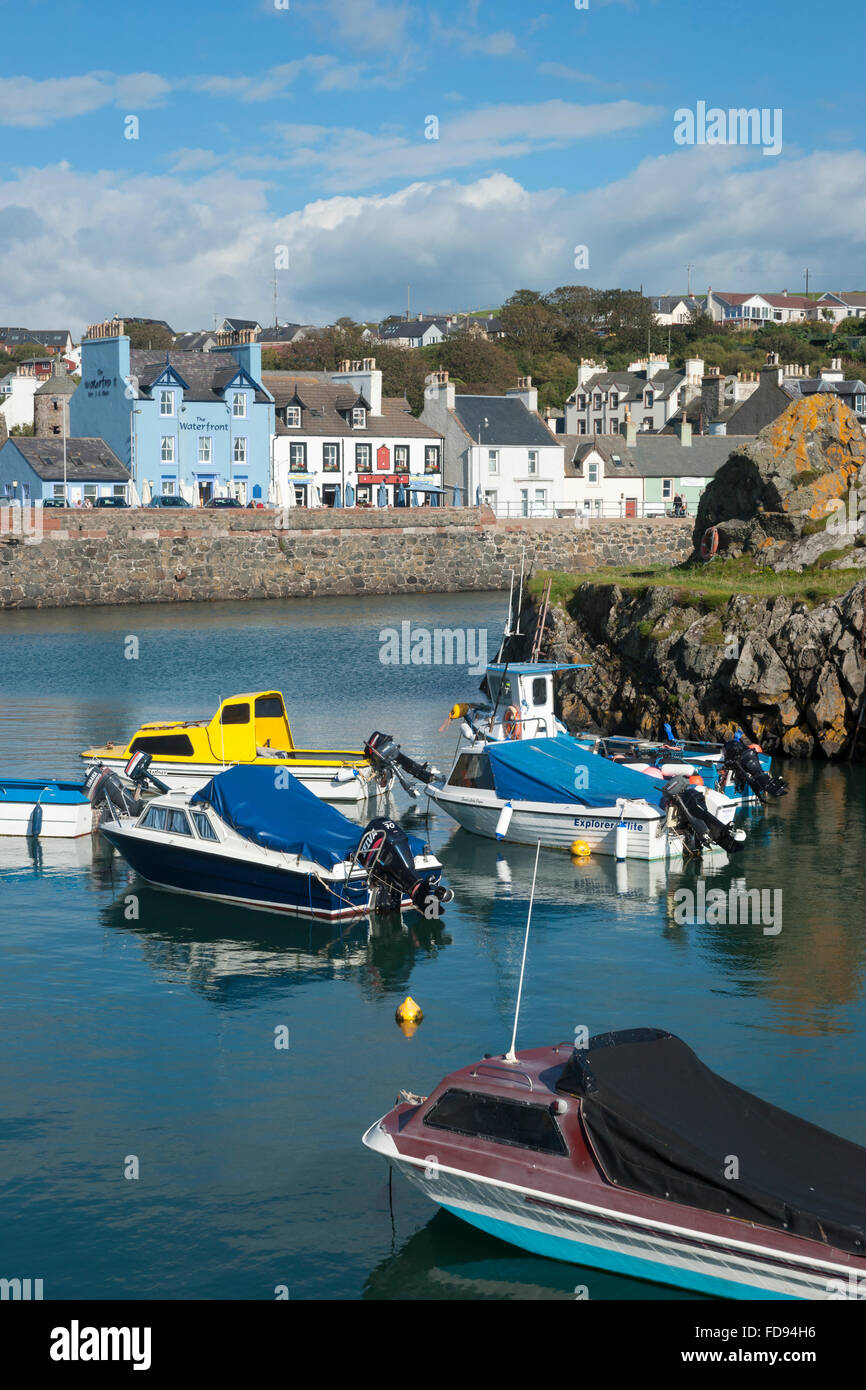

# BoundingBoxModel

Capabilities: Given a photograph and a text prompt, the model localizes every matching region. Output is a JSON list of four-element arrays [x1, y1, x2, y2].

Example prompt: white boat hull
[[364, 1125, 850, 1301], [0, 798, 93, 839], [85, 756, 390, 806]]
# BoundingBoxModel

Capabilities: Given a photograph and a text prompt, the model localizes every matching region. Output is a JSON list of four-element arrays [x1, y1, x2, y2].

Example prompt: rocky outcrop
[[693, 396, 866, 564], [518, 577, 866, 759]]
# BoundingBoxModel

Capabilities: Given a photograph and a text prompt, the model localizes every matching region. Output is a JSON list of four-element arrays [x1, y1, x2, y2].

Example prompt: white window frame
[[487, 449, 499, 475], [527, 449, 538, 475], [322, 443, 339, 472], [233, 436, 247, 465], [198, 436, 212, 464], [352, 407, 366, 429], [286, 406, 301, 427], [161, 436, 175, 464], [159, 389, 174, 417], [232, 391, 247, 419], [662, 478, 673, 500], [587, 461, 599, 486]]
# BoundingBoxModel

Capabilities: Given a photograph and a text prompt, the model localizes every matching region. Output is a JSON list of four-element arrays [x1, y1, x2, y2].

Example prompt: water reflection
[[98, 881, 452, 1006]]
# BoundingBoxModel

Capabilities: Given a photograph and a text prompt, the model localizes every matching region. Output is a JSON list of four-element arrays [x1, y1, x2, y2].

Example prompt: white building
[[267, 358, 444, 508], [0, 364, 40, 431], [422, 372, 565, 516]]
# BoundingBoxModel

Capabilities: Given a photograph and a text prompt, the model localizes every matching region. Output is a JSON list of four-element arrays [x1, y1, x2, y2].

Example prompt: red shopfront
[[356, 472, 410, 507]]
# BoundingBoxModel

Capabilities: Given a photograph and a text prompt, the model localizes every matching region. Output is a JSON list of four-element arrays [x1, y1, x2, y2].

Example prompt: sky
[[1, 0, 864, 334]]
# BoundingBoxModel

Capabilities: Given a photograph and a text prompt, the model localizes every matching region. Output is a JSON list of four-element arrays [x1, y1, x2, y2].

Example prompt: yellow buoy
[[571, 839, 591, 859], [396, 996, 423, 1027], [449, 703, 468, 721]]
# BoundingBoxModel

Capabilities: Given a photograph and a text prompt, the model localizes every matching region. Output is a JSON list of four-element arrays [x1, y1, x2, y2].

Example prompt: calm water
[[1, 592, 866, 1301]]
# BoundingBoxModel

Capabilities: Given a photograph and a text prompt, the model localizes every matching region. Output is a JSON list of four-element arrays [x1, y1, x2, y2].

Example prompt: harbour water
[[2, 591, 866, 1301]]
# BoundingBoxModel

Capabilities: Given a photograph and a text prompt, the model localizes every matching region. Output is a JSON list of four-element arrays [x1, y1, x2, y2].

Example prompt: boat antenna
[[219, 694, 226, 767], [495, 570, 515, 664], [504, 840, 541, 1064], [514, 546, 525, 637]]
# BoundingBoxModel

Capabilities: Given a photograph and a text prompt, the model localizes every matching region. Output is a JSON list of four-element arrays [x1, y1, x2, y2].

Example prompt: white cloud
[[0, 73, 171, 127], [2, 148, 866, 332], [273, 99, 665, 191]]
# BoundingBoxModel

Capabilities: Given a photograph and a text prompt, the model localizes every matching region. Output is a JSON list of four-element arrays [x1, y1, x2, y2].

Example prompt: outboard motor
[[722, 737, 788, 801], [356, 815, 453, 916], [124, 750, 171, 795], [364, 732, 443, 797], [84, 762, 146, 823], [662, 776, 746, 855]]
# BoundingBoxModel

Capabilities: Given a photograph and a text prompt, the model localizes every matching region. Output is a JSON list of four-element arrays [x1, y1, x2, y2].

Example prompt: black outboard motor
[[364, 732, 443, 797], [722, 737, 788, 801], [356, 816, 453, 916], [84, 763, 146, 822], [124, 750, 172, 795], [662, 777, 746, 855]]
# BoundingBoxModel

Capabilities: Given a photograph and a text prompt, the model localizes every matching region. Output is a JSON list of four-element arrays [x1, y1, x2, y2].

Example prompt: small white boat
[[0, 778, 95, 838]]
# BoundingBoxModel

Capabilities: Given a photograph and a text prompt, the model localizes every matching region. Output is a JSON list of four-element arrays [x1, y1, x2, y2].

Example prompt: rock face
[[517, 578, 866, 759], [693, 396, 866, 563]]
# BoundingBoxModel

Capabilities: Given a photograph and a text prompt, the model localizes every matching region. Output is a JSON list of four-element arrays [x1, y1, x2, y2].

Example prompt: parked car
[[147, 495, 191, 508], [204, 497, 242, 509], [40, 499, 67, 508], [95, 496, 129, 509]]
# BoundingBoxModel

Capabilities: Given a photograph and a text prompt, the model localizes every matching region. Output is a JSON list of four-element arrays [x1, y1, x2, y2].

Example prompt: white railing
[[487, 500, 695, 520]]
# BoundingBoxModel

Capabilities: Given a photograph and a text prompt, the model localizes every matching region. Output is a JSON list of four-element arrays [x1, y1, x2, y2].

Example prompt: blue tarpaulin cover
[[190, 765, 425, 865], [486, 737, 665, 809]]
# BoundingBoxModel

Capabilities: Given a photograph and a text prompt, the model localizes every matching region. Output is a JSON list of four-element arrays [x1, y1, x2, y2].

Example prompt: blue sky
[[1, 0, 864, 331]]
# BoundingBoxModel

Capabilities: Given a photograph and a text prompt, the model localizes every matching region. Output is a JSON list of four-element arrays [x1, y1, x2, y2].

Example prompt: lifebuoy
[[699, 526, 719, 560], [503, 705, 523, 740]]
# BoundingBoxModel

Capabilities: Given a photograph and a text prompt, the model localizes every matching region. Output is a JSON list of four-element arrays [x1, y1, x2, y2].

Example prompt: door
[[625, 497, 637, 517], [197, 479, 214, 505]]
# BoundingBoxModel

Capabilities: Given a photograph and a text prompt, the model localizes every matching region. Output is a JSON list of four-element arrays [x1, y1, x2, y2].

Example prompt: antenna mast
[[504, 841, 541, 1064]]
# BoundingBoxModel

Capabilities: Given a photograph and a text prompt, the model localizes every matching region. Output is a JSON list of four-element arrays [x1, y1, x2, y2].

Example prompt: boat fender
[[748, 742, 763, 753], [27, 802, 43, 839], [503, 706, 522, 740], [688, 774, 704, 786], [699, 526, 719, 560], [615, 818, 628, 862], [495, 802, 514, 839]]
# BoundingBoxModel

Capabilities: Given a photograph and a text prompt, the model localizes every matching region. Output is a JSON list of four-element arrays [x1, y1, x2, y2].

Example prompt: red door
[[625, 497, 637, 517]]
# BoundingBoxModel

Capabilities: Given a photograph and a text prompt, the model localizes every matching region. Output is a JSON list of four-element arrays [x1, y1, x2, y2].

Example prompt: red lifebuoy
[[503, 706, 523, 741], [699, 526, 719, 560]]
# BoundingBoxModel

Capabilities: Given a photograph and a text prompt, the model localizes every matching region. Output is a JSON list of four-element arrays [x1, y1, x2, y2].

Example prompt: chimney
[[507, 375, 538, 414], [333, 355, 383, 415], [620, 411, 637, 446], [761, 353, 784, 387], [676, 418, 692, 446], [424, 369, 454, 411], [701, 370, 725, 421]]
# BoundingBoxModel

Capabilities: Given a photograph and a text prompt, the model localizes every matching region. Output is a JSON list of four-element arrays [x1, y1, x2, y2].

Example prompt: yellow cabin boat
[[81, 690, 391, 805]]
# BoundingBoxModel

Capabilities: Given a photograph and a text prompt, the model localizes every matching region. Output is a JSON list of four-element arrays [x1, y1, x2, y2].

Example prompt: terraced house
[[70, 320, 274, 504], [564, 356, 705, 435]]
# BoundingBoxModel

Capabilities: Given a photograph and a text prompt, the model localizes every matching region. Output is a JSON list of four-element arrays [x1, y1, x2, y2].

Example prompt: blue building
[[70, 320, 275, 505], [0, 436, 131, 506]]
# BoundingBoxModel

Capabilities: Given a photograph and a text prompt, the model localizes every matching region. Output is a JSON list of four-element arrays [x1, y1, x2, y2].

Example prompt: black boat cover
[[557, 1028, 866, 1256]]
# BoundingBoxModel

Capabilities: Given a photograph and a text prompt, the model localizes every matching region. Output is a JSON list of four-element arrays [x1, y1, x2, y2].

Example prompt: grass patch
[[531, 557, 865, 610]]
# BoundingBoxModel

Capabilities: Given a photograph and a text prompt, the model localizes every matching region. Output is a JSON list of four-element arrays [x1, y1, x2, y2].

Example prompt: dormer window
[[159, 389, 174, 417], [593, 393, 603, 410], [352, 407, 366, 429], [286, 406, 301, 428], [644, 390, 654, 408], [232, 391, 247, 418], [587, 461, 599, 485], [609, 392, 618, 410]]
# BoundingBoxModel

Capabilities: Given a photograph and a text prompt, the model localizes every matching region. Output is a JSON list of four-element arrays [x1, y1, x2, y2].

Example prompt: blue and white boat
[[99, 763, 452, 921], [366, 664, 747, 862], [572, 730, 787, 808], [0, 778, 95, 838]]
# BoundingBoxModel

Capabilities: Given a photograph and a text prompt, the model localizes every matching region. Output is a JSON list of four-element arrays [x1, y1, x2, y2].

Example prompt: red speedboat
[[363, 1028, 866, 1300]]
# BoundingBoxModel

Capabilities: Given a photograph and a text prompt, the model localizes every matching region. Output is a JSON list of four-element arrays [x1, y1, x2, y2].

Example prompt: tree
[[423, 335, 519, 395], [125, 320, 174, 350], [543, 285, 600, 353], [499, 299, 560, 356]]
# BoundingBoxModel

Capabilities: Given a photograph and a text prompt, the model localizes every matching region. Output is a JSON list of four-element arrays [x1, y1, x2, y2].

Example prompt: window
[[578, 420, 587, 435], [221, 703, 250, 725], [487, 449, 499, 474], [192, 812, 218, 841], [322, 443, 339, 472], [355, 443, 372, 469], [161, 436, 175, 464], [129, 734, 194, 757], [531, 677, 548, 706], [198, 436, 212, 464], [644, 390, 654, 408], [577, 394, 587, 409], [159, 389, 174, 417], [593, 393, 602, 410], [232, 391, 247, 418], [587, 461, 599, 485], [527, 450, 538, 475], [255, 695, 284, 719], [662, 478, 673, 500], [394, 445, 409, 469], [447, 753, 497, 790], [534, 488, 547, 509], [53, 484, 65, 499], [141, 806, 168, 831], [286, 406, 301, 427], [113, 484, 126, 498], [425, 445, 440, 474], [84, 484, 97, 502], [483, 489, 497, 509], [289, 442, 307, 471], [233, 437, 247, 465], [166, 809, 192, 836], [423, 1089, 568, 1156], [609, 393, 618, 411], [352, 407, 366, 428]]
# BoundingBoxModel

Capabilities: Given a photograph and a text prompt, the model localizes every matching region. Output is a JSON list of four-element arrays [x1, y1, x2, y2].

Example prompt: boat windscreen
[[558, 1029, 866, 1257], [486, 738, 665, 808]]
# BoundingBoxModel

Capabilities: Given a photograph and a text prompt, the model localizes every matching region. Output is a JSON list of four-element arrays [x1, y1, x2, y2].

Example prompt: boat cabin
[[481, 663, 588, 741], [126, 691, 295, 764]]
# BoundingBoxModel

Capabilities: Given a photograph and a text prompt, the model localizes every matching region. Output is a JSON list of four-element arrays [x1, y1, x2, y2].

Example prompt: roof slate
[[452, 395, 561, 448], [6, 436, 130, 482]]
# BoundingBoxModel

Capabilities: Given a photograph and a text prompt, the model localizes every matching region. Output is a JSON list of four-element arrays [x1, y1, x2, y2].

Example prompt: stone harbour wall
[[0, 508, 692, 610]]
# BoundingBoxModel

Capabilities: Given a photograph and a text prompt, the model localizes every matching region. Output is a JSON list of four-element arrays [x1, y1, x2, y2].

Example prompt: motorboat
[[96, 759, 452, 922], [364, 666, 747, 862], [573, 730, 788, 808], [80, 690, 393, 806], [363, 1026, 866, 1300], [0, 777, 95, 838]]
